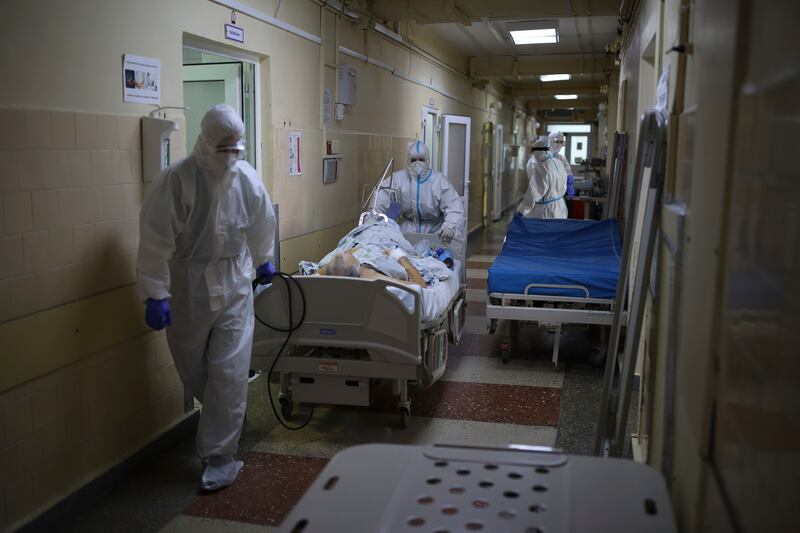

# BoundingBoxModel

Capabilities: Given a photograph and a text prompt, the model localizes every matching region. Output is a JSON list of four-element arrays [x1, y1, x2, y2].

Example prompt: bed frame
[[485, 132, 630, 368], [250, 230, 466, 428]]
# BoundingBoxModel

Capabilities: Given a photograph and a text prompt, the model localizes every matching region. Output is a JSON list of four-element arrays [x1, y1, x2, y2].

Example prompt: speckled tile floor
[[42, 214, 628, 533]]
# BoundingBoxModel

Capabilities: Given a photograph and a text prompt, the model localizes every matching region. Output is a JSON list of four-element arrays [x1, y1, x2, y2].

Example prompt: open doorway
[[182, 44, 258, 169]]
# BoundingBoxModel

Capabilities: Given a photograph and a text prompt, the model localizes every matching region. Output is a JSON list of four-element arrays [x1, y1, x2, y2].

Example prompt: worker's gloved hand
[[515, 211, 523, 218], [440, 225, 456, 244], [566, 175, 576, 197], [145, 298, 171, 331], [256, 261, 276, 285], [386, 201, 401, 220]]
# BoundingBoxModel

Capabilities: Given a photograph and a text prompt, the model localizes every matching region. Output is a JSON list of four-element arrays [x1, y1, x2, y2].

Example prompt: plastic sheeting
[[487, 217, 622, 298]]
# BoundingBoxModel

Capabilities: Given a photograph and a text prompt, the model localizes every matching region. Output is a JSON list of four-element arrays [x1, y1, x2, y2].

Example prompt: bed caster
[[500, 341, 511, 364], [590, 347, 606, 368], [279, 397, 294, 419], [399, 407, 410, 429]]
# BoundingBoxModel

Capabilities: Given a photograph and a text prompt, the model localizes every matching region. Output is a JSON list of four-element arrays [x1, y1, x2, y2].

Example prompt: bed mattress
[[487, 217, 621, 299]]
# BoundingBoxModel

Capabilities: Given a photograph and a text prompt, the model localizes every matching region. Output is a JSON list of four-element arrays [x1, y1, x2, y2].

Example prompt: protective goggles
[[531, 146, 550, 152], [216, 139, 246, 152], [410, 156, 427, 163]]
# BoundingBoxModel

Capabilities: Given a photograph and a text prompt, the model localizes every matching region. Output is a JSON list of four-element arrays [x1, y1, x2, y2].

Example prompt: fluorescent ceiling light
[[540, 74, 571, 82], [510, 28, 557, 45], [547, 124, 591, 133], [554, 94, 578, 100]]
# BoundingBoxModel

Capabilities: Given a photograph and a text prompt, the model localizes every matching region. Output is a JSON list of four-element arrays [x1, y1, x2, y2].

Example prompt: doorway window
[[182, 46, 258, 169], [421, 106, 440, 171]]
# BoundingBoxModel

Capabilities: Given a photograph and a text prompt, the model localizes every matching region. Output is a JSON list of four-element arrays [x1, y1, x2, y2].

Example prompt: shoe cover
[[200, 456, 244, 491]]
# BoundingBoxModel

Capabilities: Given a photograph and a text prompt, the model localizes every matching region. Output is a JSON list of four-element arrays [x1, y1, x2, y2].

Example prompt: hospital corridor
[[0, 1, 797, 532]]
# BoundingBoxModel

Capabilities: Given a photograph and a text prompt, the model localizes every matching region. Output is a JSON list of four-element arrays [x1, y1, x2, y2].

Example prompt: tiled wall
[[0, 108, 185, 323], [0, 331, 185, 529], [0, 108, 187, 530]]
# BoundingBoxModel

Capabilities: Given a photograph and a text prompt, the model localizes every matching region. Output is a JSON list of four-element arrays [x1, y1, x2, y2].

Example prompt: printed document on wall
[[123, 54, 161, 104], [289, 132, 302, 176]]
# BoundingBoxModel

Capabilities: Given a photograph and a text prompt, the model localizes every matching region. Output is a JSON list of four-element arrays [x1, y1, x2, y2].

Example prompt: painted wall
[[0, 0, 526, 528]]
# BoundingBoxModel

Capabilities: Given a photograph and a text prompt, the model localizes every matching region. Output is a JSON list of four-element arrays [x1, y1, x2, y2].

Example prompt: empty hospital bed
[[486, 217, 623, 366], [250, 228, 466, 428]]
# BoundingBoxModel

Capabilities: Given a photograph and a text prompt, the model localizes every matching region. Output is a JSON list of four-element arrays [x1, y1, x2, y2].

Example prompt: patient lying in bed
[[299, 213, 453, 288]]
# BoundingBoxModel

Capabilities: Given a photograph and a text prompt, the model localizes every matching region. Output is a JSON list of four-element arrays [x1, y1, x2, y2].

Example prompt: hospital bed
[[485, 133, 629, 367], [486, 217, 624, 366], [250, 226, 467, 428]]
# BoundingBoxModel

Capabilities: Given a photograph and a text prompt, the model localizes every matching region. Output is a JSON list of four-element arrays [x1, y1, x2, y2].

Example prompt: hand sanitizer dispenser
[[141, 115, 179, 182]]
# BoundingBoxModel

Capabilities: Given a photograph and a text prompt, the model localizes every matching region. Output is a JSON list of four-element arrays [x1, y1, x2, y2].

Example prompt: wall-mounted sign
[[225, 24, 244, 43], [122, 53, 160, 104]]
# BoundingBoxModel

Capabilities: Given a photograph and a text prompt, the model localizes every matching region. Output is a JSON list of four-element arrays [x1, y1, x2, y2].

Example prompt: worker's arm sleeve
[[439, 180, 465, 230], [561, 155, 573, 176], [517, 182, 535, 216], [136, 170, 186, 302], [246, 182, 277, 268]]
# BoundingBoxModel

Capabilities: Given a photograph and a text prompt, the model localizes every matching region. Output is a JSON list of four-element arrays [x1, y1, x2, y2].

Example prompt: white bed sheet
[[386, 260, 462, 323]]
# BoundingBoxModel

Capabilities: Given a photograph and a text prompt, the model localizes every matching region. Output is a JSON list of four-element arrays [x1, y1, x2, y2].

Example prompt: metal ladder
[[595, 109, 669, 457]]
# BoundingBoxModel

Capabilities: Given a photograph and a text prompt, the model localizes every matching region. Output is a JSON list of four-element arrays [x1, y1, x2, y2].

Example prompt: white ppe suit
[[518, 137, 568, 219], [548, 130, 574, 176], [375, 140, 465, 237], [137, 105, 276, 462]]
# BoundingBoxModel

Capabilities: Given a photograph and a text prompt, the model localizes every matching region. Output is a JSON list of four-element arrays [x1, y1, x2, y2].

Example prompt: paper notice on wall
[[123, 54, 161, 104], [323, 88, 333, 129], [655, 63, 670, 112], [289, 132, 302, 176]]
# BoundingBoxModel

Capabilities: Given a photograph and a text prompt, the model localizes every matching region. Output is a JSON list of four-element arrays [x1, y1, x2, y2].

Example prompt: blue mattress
[[487, 217, 622, 299]]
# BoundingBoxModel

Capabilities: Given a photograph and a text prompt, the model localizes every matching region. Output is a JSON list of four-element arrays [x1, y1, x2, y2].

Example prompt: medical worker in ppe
[[375, 140, 464, 244], [137, 104, 276, 492], [517, 136, 568, 219], [548, 130, 576, 197]]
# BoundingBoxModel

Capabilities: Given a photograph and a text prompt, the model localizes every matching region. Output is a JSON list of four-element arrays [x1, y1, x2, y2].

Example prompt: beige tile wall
[[0, 331, 185, 530], [0, 108, 188, 530], [0, 108, 161, 323]]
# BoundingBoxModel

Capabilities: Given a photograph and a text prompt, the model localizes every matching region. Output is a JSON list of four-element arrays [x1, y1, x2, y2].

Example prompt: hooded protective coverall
[[374, 140, 465, 239], [137, 105, 276, 474], [548, 130, 574, 176], [518, 137, 568, 219]]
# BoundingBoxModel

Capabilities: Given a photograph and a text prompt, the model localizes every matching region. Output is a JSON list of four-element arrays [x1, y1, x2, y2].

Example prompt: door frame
[[183, 38, 263, 176]]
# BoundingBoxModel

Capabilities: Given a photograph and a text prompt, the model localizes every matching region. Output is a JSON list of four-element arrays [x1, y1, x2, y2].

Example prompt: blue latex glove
[[515, 211, 523, 217], [256, 261, 276, 284], [145, 298, 171, 330], [566, 175, 576, 197], [387, 201, 401, 220]]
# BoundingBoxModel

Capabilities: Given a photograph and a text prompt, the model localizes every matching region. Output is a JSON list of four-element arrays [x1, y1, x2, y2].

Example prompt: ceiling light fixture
[[540, 74, 571, 82], [510, 28, 558, 45], [554, 94, 578, 100]]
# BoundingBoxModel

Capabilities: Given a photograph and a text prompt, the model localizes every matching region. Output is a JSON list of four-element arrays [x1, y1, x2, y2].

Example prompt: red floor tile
[[466, 300, 487, 316], [467, 278, 487, 289], [183, 452, 328, 526], [368, 380, 560, 427]]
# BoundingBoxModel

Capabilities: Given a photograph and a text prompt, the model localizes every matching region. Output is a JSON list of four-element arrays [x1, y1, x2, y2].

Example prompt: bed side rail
[[252, 276, 423, 365]]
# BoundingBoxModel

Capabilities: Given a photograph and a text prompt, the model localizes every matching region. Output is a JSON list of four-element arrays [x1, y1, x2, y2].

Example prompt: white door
[[442, 115, 471, 229], [492, 124, 504, 220]]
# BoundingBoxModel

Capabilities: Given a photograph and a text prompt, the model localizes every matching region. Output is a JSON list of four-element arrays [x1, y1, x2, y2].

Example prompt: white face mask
[[410, 160, 428, 178], [215, 151, 242, 170]]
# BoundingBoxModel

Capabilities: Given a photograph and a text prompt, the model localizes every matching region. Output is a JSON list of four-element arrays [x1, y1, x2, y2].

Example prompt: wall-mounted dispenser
[[141, 106, 188, 182]]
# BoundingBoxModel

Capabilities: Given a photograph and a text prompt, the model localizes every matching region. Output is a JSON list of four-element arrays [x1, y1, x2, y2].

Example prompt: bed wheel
[[590, 347, 606, 368], [500, 341, 511, 364], [279, 397, 294, 419], [399, 407, 410, 429]]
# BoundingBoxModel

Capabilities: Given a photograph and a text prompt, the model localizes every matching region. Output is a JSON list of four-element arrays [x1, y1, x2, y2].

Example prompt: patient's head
[[325, 252, 361, 277]]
